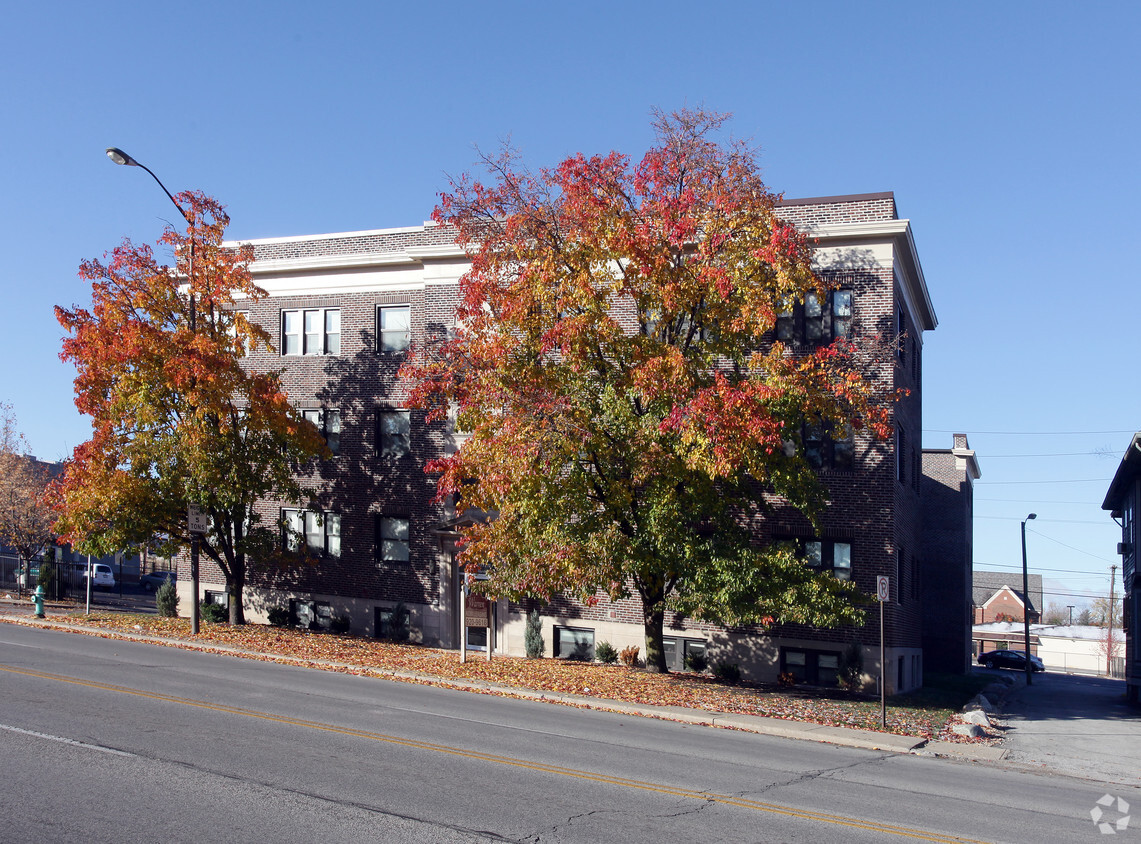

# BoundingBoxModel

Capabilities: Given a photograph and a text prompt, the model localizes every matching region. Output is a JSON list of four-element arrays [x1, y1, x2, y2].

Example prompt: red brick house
[[179, 192, 960, 693]]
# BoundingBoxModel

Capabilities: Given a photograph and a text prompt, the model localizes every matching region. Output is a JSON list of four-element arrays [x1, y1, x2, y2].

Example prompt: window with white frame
[[377, 516, 410, 563], [302, 408, 341, 455], [377, 305, 411, 353], [282, 509, 340, 557], [378, 409, 410, 458], [282, 308, 340, 356]]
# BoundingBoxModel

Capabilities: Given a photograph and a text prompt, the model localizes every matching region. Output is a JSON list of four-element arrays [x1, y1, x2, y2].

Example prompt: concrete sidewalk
[[0, 607, 1005, 762]]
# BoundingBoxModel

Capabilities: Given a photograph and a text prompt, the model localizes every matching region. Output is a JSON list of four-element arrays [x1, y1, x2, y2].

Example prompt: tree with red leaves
[[54, 193, 327, 623], [404, 109, 896, 672]]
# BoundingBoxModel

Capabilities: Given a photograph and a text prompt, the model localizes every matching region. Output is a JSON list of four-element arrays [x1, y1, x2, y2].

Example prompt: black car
[[977, 649, 1044, 672], [139, 570, 176, 592]]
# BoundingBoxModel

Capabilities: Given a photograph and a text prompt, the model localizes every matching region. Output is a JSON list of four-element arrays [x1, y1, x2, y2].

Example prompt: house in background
[[1102, 431, 1141, 705], [920, 434, 980, 674], [179, 191, 969, 693], [971, 570, 1044, 658]]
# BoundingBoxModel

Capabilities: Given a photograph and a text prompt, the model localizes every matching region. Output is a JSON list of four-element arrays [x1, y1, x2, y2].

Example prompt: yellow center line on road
[[1, 663, 991, 844]]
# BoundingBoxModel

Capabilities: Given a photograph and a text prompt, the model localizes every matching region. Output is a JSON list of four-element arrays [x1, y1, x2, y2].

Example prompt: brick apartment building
[[182, 191, 963, 693]]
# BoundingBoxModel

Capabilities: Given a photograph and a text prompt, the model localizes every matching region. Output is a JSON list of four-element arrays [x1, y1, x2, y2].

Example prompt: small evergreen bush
[[156, 580, 179, 618], [266, 606, 290, 627], [200, 601, 227, 623], [524, 609, 544, 658], [712, 660, 742, 683], [684, 650, 708, 673], [595, 641, 618, 664], [385, 602, 410, 642], [330, 614, 351, 634], [838, 640, 864, 690]]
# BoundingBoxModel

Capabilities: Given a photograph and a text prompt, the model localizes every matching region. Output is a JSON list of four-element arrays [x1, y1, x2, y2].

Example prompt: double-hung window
[[283, 509, 340, 557], [302, 408, 341, 455], [776, 289, 852, 344], [803, 539, 852, 581], [282, 308, 340, 356], [378, 305, 411, 353], [803, 420, 854, 470], [378, 409, 410, 458], [377, 516, 410, 563]]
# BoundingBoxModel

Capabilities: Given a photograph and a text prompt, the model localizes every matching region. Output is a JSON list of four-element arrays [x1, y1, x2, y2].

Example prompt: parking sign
[[876, 576, 890, 603]]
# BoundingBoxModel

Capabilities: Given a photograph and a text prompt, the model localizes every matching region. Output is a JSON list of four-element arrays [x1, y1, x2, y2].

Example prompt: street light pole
[[105, 148, 200, 635], [1021, 513, 1037, 686]]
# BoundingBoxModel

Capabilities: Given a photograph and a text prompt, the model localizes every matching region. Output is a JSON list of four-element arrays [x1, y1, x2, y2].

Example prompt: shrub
[[777, 671, 796, 687], [712, 660, 742, 683], [384, 602, 410, 642], [619, 645, 640, 667], [330, 614, 351, 634], [199, 601, 227, 623], [838, 640, 864, 690], [266, 606, 289, 627], [37, 561, 56, 595], [524, 609, 544, 658], [595, 641, 618, 664], [684, 650, 708, 673], [156, 580, 179, 618]]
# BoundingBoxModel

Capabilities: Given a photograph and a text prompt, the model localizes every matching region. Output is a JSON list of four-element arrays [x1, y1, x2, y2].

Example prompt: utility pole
[[1067, 605, 1074, 626], [1107, 564, 1117, 676]]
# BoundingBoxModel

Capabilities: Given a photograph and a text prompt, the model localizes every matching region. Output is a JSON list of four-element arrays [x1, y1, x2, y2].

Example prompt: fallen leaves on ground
[[56, 612, 991, 744]]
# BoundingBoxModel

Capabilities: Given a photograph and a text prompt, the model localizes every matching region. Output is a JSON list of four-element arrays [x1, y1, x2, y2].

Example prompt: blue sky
[[2, 1, 1136, 613]]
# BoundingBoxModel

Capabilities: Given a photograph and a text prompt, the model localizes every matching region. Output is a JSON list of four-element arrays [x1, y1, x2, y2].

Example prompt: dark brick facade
[[180, 193, 952, 692]]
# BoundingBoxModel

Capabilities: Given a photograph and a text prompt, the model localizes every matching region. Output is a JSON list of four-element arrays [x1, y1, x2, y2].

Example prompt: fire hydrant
[[32, 585, 45, 619]]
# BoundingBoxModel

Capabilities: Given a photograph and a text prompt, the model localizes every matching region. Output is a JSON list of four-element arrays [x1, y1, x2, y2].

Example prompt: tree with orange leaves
[[404, 109, 897, 672], [54, 193, 328, 623]]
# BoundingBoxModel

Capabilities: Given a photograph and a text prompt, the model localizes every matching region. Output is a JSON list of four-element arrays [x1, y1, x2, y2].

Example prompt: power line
[[927, 429, 1134, 436]]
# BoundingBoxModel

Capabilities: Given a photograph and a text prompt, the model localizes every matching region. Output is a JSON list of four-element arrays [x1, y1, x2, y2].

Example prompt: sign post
[[877, 575, 890, 729], [188, 505, 208, 635], [465, 593, 493, 663]]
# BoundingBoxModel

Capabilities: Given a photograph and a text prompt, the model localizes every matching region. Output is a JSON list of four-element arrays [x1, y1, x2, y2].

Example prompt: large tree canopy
[[403, 109, 897, 671], [54, 193, 328, 623]]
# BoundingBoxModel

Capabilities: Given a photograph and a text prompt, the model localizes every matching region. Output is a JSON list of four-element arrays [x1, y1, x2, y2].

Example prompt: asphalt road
[[0, 623, 1136, 843]]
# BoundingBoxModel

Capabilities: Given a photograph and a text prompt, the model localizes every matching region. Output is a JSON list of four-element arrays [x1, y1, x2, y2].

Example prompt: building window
[[377, 516, 410, 563], [302, 408, 341, 455], [282, 509, 340, 557], [231, 310, 251, 356], [781, 648, 841, 686], [378, 410, 411, 458], [282, 308, 340, 356], [291, 599, 332, 630], [801, 539, 852, 581], [204, 590, 228, 607], [554, 626, 595, 660], [378, 305, 411, 353], [776, 290, 852, 344], [803, 420, 854, 470], [896, 425, 907, 484]]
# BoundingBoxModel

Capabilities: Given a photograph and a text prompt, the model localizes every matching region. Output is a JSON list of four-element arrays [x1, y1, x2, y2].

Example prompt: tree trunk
[[228, 556, 246, 625], [643, 605, 668, 673], [640, 573, 669, 673]]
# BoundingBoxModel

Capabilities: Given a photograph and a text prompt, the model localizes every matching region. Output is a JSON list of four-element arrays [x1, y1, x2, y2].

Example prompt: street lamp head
[[1026, 513, 1037, 522], [105, 147, 138, 167]]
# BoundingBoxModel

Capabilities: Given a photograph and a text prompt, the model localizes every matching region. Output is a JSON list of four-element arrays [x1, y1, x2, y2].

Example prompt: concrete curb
[[0, 610, 998, 761]]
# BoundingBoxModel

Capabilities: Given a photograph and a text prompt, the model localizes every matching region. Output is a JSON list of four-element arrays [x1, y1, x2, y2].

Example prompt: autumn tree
[[403, 108, 895, 672], [0, 404, 56, 592], [54, 193, 328, 624]]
